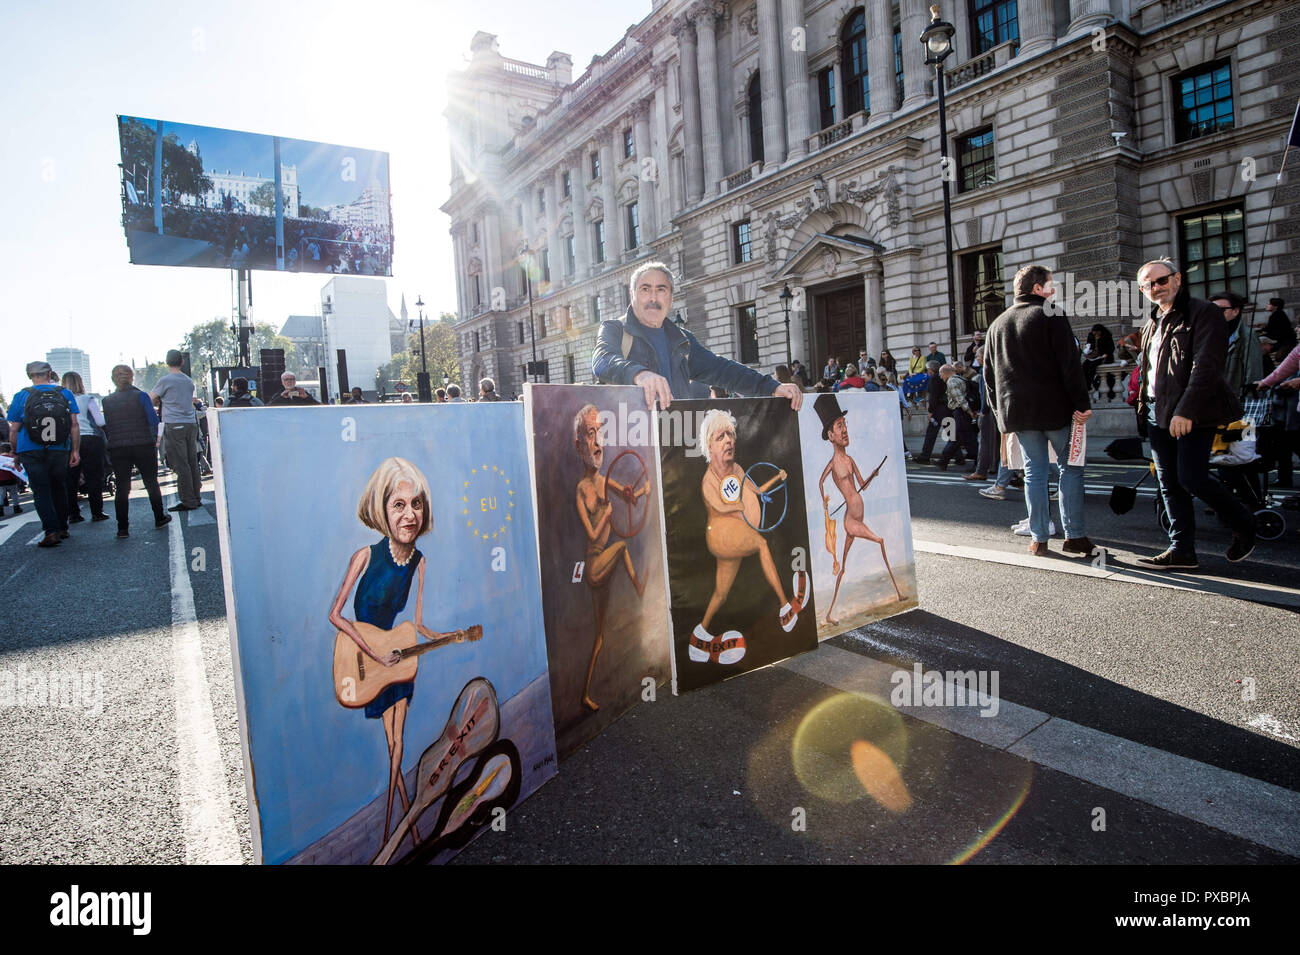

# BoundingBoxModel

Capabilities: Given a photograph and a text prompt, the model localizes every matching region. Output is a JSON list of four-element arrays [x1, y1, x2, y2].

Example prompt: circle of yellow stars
[[462, 464, 515, 542]]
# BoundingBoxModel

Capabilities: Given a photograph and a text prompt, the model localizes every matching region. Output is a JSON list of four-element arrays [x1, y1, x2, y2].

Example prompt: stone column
[[599, 128, 618, 263], [483, 207, 502, 306], [552, 167, 565, 237], [756, 0, 787, 170], [452, 230, 466, 317], [672, 17, 705, 203], [633, 98, 657, 242], [693, 1, 725, 198], [781, 0, 810, 158], [1068, 0, 1111, 33], [1018, 0, 1057, 57], [570, 150, 590, 277], [866, 0, 895, 127], [863, 259, 884, 362], [900, 0, 930, 110]]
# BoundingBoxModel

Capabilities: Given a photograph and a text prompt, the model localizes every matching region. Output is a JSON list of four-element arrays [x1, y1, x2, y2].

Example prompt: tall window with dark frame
[[747, 73, 764, 164], [893, 25, 904, 110], [960, 247, 1005, 334], [623, 128, 635, 159], [562, 171, 572, 198], [472, 221, 480, 244], [537, 189, 545, 215], [540, 248, 551, 283], [518, 265, 528, 296], [970, 0, 1019, 56], [737, 304, 760, 364], [733, 219, 753, 264], [591, 151, 601, 180], [565, 234, 575, 275], [841, 9, 870, 118], [473, 330, 481, 352], [517, 321, 525, 345], [957, 127, 996, 193], [817, 67, 836, 129], [593, 220, 606, 263], [471, 275, 481, 308], [1173, 61, 1234, 143], [1179, 204, 1247, 301], [626, 202, 640, 249], [566, 353, 576, 384]]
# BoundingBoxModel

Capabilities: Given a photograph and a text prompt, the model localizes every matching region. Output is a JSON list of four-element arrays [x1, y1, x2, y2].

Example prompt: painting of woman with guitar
[[327, 456, 483, 853]]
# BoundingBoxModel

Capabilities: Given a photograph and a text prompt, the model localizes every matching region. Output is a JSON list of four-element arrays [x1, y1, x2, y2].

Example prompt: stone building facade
[[441, 0, 1298, 397]]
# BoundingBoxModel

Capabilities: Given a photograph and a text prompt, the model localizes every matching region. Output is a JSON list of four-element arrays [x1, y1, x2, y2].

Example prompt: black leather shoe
[[1137, 549, 1199, 569], [1226, 525, 1256, 563], [69, 513, 85, 524], [155, 515, 173, 528], [116, 529, 129, 538], [92, 513, 110, 522]]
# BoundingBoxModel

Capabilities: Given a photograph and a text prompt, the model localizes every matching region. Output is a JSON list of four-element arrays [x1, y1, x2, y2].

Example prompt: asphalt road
[[0, 458, 1295, 866]]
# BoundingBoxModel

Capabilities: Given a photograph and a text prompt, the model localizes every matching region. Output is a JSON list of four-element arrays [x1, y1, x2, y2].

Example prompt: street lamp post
[[920, 5, 959, 363], [415, 295, 432, 403], [779, 283, 794, 367]]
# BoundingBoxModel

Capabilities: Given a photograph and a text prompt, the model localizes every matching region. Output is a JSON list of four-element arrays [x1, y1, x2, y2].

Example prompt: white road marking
[[166, 492, 242, 864], [187, 505, 215, 527], [780, 644, 1300, 857], [0, 511, 41, 546], [26, 529, 46, 546]]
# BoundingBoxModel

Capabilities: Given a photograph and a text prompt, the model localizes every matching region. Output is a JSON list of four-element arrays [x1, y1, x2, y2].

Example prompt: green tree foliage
[[249, 182, 276, 214], [179, 318, 298, 399], [118, 117, 214, 204], [374, 322, 459, 395], [134, 361, 170, 392]]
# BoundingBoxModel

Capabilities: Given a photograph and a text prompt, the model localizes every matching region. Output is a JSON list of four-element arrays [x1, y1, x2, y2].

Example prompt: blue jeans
[[1147, 423, 1254, 553], [1017, 428, 1085, 542], [18, 447, 70, 534]]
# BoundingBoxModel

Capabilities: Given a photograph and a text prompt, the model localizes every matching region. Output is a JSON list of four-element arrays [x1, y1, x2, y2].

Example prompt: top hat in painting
[[814, 393, 848, 439]]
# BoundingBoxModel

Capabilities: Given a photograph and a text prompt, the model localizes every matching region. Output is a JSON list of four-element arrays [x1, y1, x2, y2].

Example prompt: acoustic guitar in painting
[[333, 620, 484, 707]]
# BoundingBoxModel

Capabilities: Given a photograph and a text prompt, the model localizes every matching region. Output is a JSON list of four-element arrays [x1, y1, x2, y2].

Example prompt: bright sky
[[0, 0, 650, 399]]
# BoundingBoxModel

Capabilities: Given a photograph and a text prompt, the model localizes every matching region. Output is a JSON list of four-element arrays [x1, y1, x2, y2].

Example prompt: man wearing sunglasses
[[1135, 259, 1256, 568]]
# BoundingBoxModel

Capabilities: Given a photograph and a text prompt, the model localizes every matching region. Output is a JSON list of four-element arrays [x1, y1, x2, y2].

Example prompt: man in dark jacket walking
[[101, 365, 170, 538], [1134, 259, 1255, 568], [592, 262, 803, 411], [985, 264, 1095, 558]]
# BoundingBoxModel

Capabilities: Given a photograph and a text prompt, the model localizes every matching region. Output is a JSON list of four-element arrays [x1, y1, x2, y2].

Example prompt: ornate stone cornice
[[670, 15, 694, 41]]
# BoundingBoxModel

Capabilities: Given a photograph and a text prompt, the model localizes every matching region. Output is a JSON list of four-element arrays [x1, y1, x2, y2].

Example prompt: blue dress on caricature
[[354, 539, 424, 719]]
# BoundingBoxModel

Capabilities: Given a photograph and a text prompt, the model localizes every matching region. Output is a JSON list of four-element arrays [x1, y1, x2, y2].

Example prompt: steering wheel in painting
[[740, 461, 788, 534], [606, 449, 650, 539]]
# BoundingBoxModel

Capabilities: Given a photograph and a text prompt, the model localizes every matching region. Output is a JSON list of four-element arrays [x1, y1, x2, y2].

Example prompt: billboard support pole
[[153, 119, 164, 235], [237, 269, 252, 367], [273, 136, 285, 271]]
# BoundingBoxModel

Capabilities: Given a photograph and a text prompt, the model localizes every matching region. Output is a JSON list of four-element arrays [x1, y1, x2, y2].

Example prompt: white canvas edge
[[207, 406, 263, 865]]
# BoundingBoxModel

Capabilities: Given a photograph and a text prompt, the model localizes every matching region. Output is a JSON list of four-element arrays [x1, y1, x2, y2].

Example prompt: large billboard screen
[[117, 115, 392, 275]]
